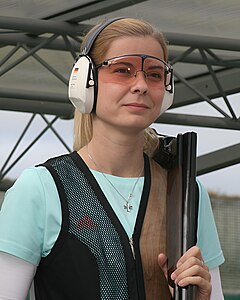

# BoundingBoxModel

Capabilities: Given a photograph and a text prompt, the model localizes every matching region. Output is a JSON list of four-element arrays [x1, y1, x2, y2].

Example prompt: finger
[[172, 255, 210, 283], [178, 275, 212, 294], [158, 253, 174, 296], [158, 253, 168, 269], [176, 256, 208, 274], [158, 253, 169, 280], [176, 246, 202, 267], [171, 263, 211, 286]]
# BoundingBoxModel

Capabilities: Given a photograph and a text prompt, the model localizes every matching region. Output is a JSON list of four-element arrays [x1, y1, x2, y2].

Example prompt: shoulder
[[5, 166, 56, 201], [197, 180, 209, 201], [0, 166, 61, 265], [196, 179, 216, 224]]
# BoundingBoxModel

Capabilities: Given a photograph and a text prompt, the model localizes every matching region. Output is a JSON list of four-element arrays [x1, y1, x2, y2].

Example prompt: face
[[94, 36, 166, 133]]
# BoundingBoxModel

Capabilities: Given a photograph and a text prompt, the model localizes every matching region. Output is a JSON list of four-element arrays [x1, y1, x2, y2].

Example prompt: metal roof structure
[[0, 0, 240, 187]]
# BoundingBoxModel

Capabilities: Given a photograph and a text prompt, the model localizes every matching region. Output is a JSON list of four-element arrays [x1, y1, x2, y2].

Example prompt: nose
[[130, 70, 148, 94]]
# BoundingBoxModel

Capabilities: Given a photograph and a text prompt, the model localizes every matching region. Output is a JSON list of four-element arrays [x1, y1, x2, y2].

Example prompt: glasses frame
[[96, 54, 173, 89]]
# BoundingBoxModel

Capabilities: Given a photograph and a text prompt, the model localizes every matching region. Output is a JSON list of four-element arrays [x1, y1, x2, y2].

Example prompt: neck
[[79, 125, 145, 177]]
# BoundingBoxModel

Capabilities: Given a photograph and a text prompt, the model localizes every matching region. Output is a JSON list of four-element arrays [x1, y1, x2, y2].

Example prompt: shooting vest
[[34, 152, 172, 299]]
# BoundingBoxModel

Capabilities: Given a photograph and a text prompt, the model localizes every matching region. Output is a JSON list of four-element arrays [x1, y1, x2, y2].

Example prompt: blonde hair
[[73, 18, 168, 156]]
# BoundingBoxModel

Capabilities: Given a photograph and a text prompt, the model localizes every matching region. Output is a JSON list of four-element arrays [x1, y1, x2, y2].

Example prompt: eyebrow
[[109, 60, 133, 67], [146, 65, 164, 70]]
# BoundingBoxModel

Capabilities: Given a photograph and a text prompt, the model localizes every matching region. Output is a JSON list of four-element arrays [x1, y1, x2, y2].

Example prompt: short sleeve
[[0, 167, 61, 266], [196, 180, 225, 269]]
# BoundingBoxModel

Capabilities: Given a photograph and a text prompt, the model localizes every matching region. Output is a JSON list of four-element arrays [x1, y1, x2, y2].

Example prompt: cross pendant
[[124, 202, 133, 212]]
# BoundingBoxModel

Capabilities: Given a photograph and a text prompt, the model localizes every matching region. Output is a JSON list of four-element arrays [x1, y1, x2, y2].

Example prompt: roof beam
[[166, 31, 240, 52], [0, 88, 68, 104], [157, 113, 240, 130], [41, 0, 148, 22], [0, 34, 80, 51], [172, 68, 240, 108], [169, 50, 240, 68], [0, 97, 73, 118], [0, 16, 91, 35], [197, 143, 240, 175]]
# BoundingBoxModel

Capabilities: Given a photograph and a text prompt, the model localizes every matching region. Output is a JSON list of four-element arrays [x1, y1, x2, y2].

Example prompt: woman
[[0, 17, 224, 299]]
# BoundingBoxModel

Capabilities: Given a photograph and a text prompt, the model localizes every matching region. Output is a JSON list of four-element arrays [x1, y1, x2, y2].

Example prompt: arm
[[0, 167, 61, 298], [210, 267, 224, 300], [0, 251, 36, 300]]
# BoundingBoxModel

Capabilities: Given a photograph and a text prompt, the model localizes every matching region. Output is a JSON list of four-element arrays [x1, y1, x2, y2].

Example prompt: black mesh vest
[[34, 151, 152, 300]]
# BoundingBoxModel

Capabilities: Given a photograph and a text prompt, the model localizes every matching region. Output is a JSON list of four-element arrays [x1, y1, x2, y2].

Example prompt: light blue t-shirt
[[0, 166, 224, 269]]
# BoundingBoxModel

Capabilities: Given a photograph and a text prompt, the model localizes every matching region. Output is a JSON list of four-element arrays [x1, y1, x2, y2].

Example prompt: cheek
[[96, 80, 127, 105], [149, 89, 166, 119], [95, 82, 116, 114], [95, 81, 108, 112], [152, 89, 165, 106]]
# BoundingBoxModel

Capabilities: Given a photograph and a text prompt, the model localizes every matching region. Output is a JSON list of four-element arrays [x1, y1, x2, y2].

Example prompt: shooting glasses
[[96, 54, 173, 89]]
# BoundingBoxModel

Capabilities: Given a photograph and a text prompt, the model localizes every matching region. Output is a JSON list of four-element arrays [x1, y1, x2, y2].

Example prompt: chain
[[86, 147, 143, 212]]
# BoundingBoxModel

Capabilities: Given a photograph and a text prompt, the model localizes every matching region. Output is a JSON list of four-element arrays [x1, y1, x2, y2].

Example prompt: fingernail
[[171, 272, 176, 280], [178, 280, 184, 287]]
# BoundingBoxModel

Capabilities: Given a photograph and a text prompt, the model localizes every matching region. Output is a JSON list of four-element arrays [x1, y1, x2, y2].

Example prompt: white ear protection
[[68, 55, 96, 114], [68, 17, 174, 115], [68, 17, 125, 114], [160, 73, 174, 115]]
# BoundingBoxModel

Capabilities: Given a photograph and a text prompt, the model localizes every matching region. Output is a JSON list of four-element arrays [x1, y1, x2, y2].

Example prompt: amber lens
[[99, 55, 169, 88]]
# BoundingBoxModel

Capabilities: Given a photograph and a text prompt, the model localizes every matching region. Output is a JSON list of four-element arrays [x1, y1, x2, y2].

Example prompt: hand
[[158, 246, 212, 300]]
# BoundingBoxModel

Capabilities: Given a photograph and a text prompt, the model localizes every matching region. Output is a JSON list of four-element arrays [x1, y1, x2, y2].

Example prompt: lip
[[124, 103, 150, 110]]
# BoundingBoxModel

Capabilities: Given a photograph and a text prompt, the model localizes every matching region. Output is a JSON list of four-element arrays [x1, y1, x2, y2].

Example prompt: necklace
[[87, 147, 144, 212]]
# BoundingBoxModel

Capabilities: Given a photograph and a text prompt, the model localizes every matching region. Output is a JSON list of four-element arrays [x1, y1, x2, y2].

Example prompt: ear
[[68, 56, 96, 114]]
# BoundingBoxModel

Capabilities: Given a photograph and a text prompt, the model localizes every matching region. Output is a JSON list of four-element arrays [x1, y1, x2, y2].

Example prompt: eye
[[111, 66, 131, 75], [111, 64, 132, 76], [147, 71, 163, 80]]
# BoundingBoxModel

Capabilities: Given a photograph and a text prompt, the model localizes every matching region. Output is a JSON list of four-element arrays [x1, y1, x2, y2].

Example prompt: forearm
[[210, 267, 224, 300], [0, 251, 36, 300]]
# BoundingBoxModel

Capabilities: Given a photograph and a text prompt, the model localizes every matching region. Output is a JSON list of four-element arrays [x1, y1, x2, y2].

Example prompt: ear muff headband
[[81, 17, 127, 55], [68, 17, 174, 114]]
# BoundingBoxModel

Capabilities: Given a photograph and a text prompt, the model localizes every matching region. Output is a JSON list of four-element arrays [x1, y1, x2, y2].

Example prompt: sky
[[0, 93, 239, 196]]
